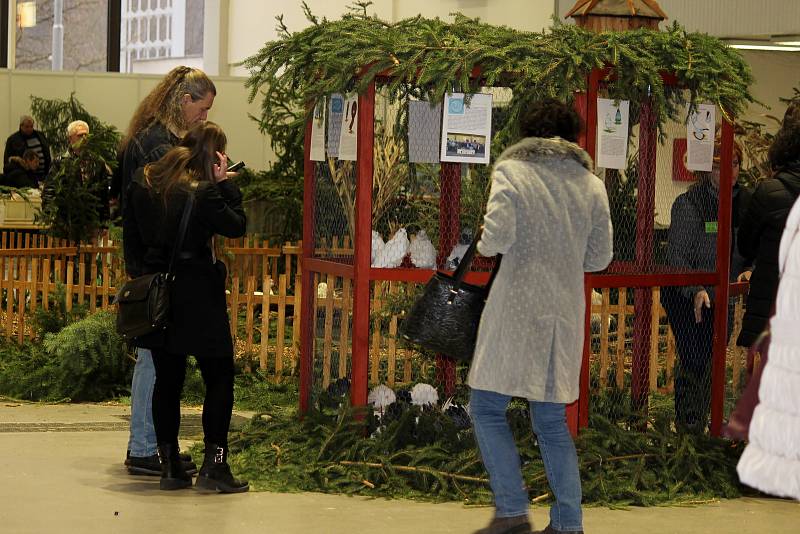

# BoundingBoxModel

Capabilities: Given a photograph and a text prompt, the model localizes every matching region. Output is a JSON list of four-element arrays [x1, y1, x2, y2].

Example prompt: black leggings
[[151, 351, 235, 447]]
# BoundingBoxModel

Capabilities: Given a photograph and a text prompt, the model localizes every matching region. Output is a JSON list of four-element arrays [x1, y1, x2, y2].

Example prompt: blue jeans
[[127, 348, 157, 457], [470, 389, 583, 532]]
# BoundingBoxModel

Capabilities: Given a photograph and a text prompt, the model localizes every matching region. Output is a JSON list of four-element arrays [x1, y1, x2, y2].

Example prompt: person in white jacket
[[469, 99, 613, 534], [736, 188, 800, 500]]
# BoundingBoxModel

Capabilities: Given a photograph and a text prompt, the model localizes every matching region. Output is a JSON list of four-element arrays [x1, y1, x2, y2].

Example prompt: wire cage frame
[[299, 67, 738, 440]]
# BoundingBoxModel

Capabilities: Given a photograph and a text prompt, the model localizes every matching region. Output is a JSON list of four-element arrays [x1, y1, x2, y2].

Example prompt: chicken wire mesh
[[589, 93, 742, 433]]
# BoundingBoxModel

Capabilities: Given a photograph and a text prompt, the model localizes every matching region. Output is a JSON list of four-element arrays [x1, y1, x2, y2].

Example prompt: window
[[8, 0, 204, 73], [119, 0, 204, 73], [14, 0, 109, 71]]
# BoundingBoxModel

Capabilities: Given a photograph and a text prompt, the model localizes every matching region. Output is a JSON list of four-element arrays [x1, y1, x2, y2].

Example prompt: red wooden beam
[[350, 82, 376, 409], [710, 119, 735, 436], [299, 108, 316, 416]]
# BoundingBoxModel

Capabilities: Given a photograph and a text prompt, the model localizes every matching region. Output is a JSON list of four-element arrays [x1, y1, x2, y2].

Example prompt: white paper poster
[[686, 104, 716, 172], [596, 98, 630, 170], [338, 94, 359, 161], [326, 93, 344, 158], [440, 93, 492, 165], [408, 100, 442, 163], [310, 98, 326, 161]]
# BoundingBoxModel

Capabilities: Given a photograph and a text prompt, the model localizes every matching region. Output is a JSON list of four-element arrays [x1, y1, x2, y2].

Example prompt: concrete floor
[[0, 402, 797, 534]]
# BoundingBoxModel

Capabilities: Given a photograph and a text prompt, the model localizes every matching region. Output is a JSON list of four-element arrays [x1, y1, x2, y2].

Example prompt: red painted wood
[[299, 108, 316, 416], [436, 163, 462, 397], [710, 120, 735, 436], [350, 82, 376, 409]]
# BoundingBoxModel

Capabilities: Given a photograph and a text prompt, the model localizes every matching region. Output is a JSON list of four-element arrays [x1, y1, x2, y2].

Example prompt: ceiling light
[[17, 2, 36, 28], [729, 44, 800, 52]]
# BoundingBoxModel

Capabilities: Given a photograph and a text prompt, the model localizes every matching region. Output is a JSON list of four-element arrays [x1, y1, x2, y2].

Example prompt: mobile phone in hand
[[226, 160, 245, 172]]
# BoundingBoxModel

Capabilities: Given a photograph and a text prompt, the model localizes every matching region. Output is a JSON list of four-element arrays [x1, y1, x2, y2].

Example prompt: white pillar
[[52, 0, 64, 70]]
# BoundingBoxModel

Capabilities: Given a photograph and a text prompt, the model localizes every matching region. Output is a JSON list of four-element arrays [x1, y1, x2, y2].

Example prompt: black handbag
[[115, 183, 197, 345], [399, 230, 500, 361]]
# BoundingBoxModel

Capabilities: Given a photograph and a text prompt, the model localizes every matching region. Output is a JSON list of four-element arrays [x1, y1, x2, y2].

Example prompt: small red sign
[[672, 138, 696, 182]]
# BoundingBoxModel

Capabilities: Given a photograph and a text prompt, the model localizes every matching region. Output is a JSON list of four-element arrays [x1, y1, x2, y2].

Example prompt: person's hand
[[213, 151, 228, 183], [737, 270, 752, 283], [694, 289, 711, 323]]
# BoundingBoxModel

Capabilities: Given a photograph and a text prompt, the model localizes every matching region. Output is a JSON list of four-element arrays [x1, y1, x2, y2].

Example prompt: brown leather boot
[[473, 515, 532, 534]]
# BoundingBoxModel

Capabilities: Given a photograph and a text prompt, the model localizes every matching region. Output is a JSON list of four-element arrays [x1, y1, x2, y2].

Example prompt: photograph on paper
[[444, 133, 487, 159], [440, 93, 492, 164]]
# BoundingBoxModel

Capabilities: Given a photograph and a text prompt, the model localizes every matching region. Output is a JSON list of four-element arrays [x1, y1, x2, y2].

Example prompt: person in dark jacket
[[737, 109, 800, 347], [119, 66, 217, 477], [2, 149, 40, 188], [663, 139, 750, 432], [125, 122, 248, 492], [4, 115, 50, 182]]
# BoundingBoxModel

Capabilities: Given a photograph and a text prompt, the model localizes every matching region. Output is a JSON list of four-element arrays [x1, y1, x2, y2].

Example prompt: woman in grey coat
[[469, 99, 613, 534]]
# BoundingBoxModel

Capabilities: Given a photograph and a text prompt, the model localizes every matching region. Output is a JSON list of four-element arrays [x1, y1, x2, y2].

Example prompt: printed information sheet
[[596, 98, 630, 170], [326, 93, 344, 158], [310, 97, 326, 161], [440, 93, 492, 165], [338, 94, 359, 161], [686, 104, 716, 172]]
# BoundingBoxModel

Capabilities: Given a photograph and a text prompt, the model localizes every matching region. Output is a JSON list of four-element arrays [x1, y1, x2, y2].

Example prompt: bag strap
[[451, 228, 502, 292], [166, 181, 199, 276]]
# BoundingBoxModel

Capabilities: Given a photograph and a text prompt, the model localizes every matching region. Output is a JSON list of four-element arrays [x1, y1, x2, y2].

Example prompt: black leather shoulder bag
[[115, 182, 198, 346], [399, 229, 501, 361]]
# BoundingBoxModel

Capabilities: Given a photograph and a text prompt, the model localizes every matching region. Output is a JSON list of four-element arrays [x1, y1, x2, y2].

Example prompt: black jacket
[[3, 130, 51, 180], [113, 122, 179, 214], [2, 158, 38, 188], [123, 171, 247, 357], [736, 169, 800, 346]]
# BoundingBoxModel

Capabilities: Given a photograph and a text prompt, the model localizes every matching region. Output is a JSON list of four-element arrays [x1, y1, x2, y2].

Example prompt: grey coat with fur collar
[[468, 137, 613, 403]]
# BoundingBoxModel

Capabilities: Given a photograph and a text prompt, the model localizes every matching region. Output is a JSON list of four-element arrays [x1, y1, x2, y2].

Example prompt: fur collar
[[497, 137, 593, 171]]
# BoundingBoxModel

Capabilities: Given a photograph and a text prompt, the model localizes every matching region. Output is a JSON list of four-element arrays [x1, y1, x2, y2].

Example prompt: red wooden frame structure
[[300, 68, 735, 439], [576, 70, 735, 437]]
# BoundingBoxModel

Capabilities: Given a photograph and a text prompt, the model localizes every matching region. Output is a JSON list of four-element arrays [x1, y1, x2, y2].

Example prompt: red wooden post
[[435, 162, 462, 396], [572, 70, 601, 434], [299, 108, 316, 415], [350, 82, 376, 408], [631, 97, 657, 417], [710, 119, 734, 436]]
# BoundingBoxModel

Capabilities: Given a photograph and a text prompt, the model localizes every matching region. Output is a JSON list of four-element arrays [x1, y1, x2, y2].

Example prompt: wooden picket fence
[[0, 230, 303, 380], [1, 229, 750, 391], [313, 279, 749, 394]]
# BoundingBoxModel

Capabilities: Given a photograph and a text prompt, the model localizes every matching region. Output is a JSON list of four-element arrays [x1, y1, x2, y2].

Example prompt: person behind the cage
[[661, 137, 751, 433], [118, 65, 217, 477], [467, 98, 613, 534], [124, 121, 248, 492]]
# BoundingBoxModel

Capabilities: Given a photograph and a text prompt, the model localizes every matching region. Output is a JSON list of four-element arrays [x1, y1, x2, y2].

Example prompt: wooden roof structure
[[566, 0, 667, 30]]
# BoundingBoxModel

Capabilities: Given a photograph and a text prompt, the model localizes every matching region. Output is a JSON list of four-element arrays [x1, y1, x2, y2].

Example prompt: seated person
[[2, 149, 40, 188]]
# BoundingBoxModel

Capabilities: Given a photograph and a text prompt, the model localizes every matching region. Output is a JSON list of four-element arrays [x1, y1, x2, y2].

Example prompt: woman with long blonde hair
[[124, 122, 248, 492]]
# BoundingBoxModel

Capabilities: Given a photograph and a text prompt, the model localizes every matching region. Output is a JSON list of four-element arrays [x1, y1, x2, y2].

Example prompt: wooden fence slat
[[276, 274, 287, 378], [244, 276, 256, 373], [259, 275, 271, 372], [229, 276, 240, 339], [387, 282, 398, 387], [321, 274, 334, 386], [338, 277, 350, 381], [292, 273, 302, 372], [370, 282, 383, 385], [615, 288, 627, 390], [17, 256, 26, 344], [599, 288, 610, 387]]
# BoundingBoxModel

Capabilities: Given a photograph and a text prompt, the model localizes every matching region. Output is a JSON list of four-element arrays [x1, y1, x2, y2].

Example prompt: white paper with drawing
[[440, 93, 492, 165], [338, 94, 359, 161], [310, 97, 326, 161], [596, 98, 630, 170], [686, 104, 716, 172]]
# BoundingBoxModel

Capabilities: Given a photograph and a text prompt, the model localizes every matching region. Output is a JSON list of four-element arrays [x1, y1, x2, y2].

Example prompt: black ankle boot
[[157, 443, 192, 490], [195, 443, 249, 493]]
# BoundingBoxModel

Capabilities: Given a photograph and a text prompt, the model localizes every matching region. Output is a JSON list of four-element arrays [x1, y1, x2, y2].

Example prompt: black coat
[[114, 122, 179, 214], [1, 158, 38, 188], [3, 129, 51, 180], [736, 169, 800, 346], [124, 173, 247, 358]]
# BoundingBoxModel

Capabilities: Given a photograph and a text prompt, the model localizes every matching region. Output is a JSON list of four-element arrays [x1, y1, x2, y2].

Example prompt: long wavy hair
[[769, 102, 800, 173], [120, 66, 216, 152], [143, 122, 227, 205]]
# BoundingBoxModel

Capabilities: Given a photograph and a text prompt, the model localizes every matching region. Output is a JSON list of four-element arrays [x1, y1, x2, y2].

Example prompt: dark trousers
[[669, 306, 714, 431], [151, 351, 235, 447]]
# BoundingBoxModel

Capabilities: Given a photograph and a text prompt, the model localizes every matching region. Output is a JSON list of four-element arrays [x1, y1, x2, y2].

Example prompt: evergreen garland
[[243, 2, 754, 153]]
